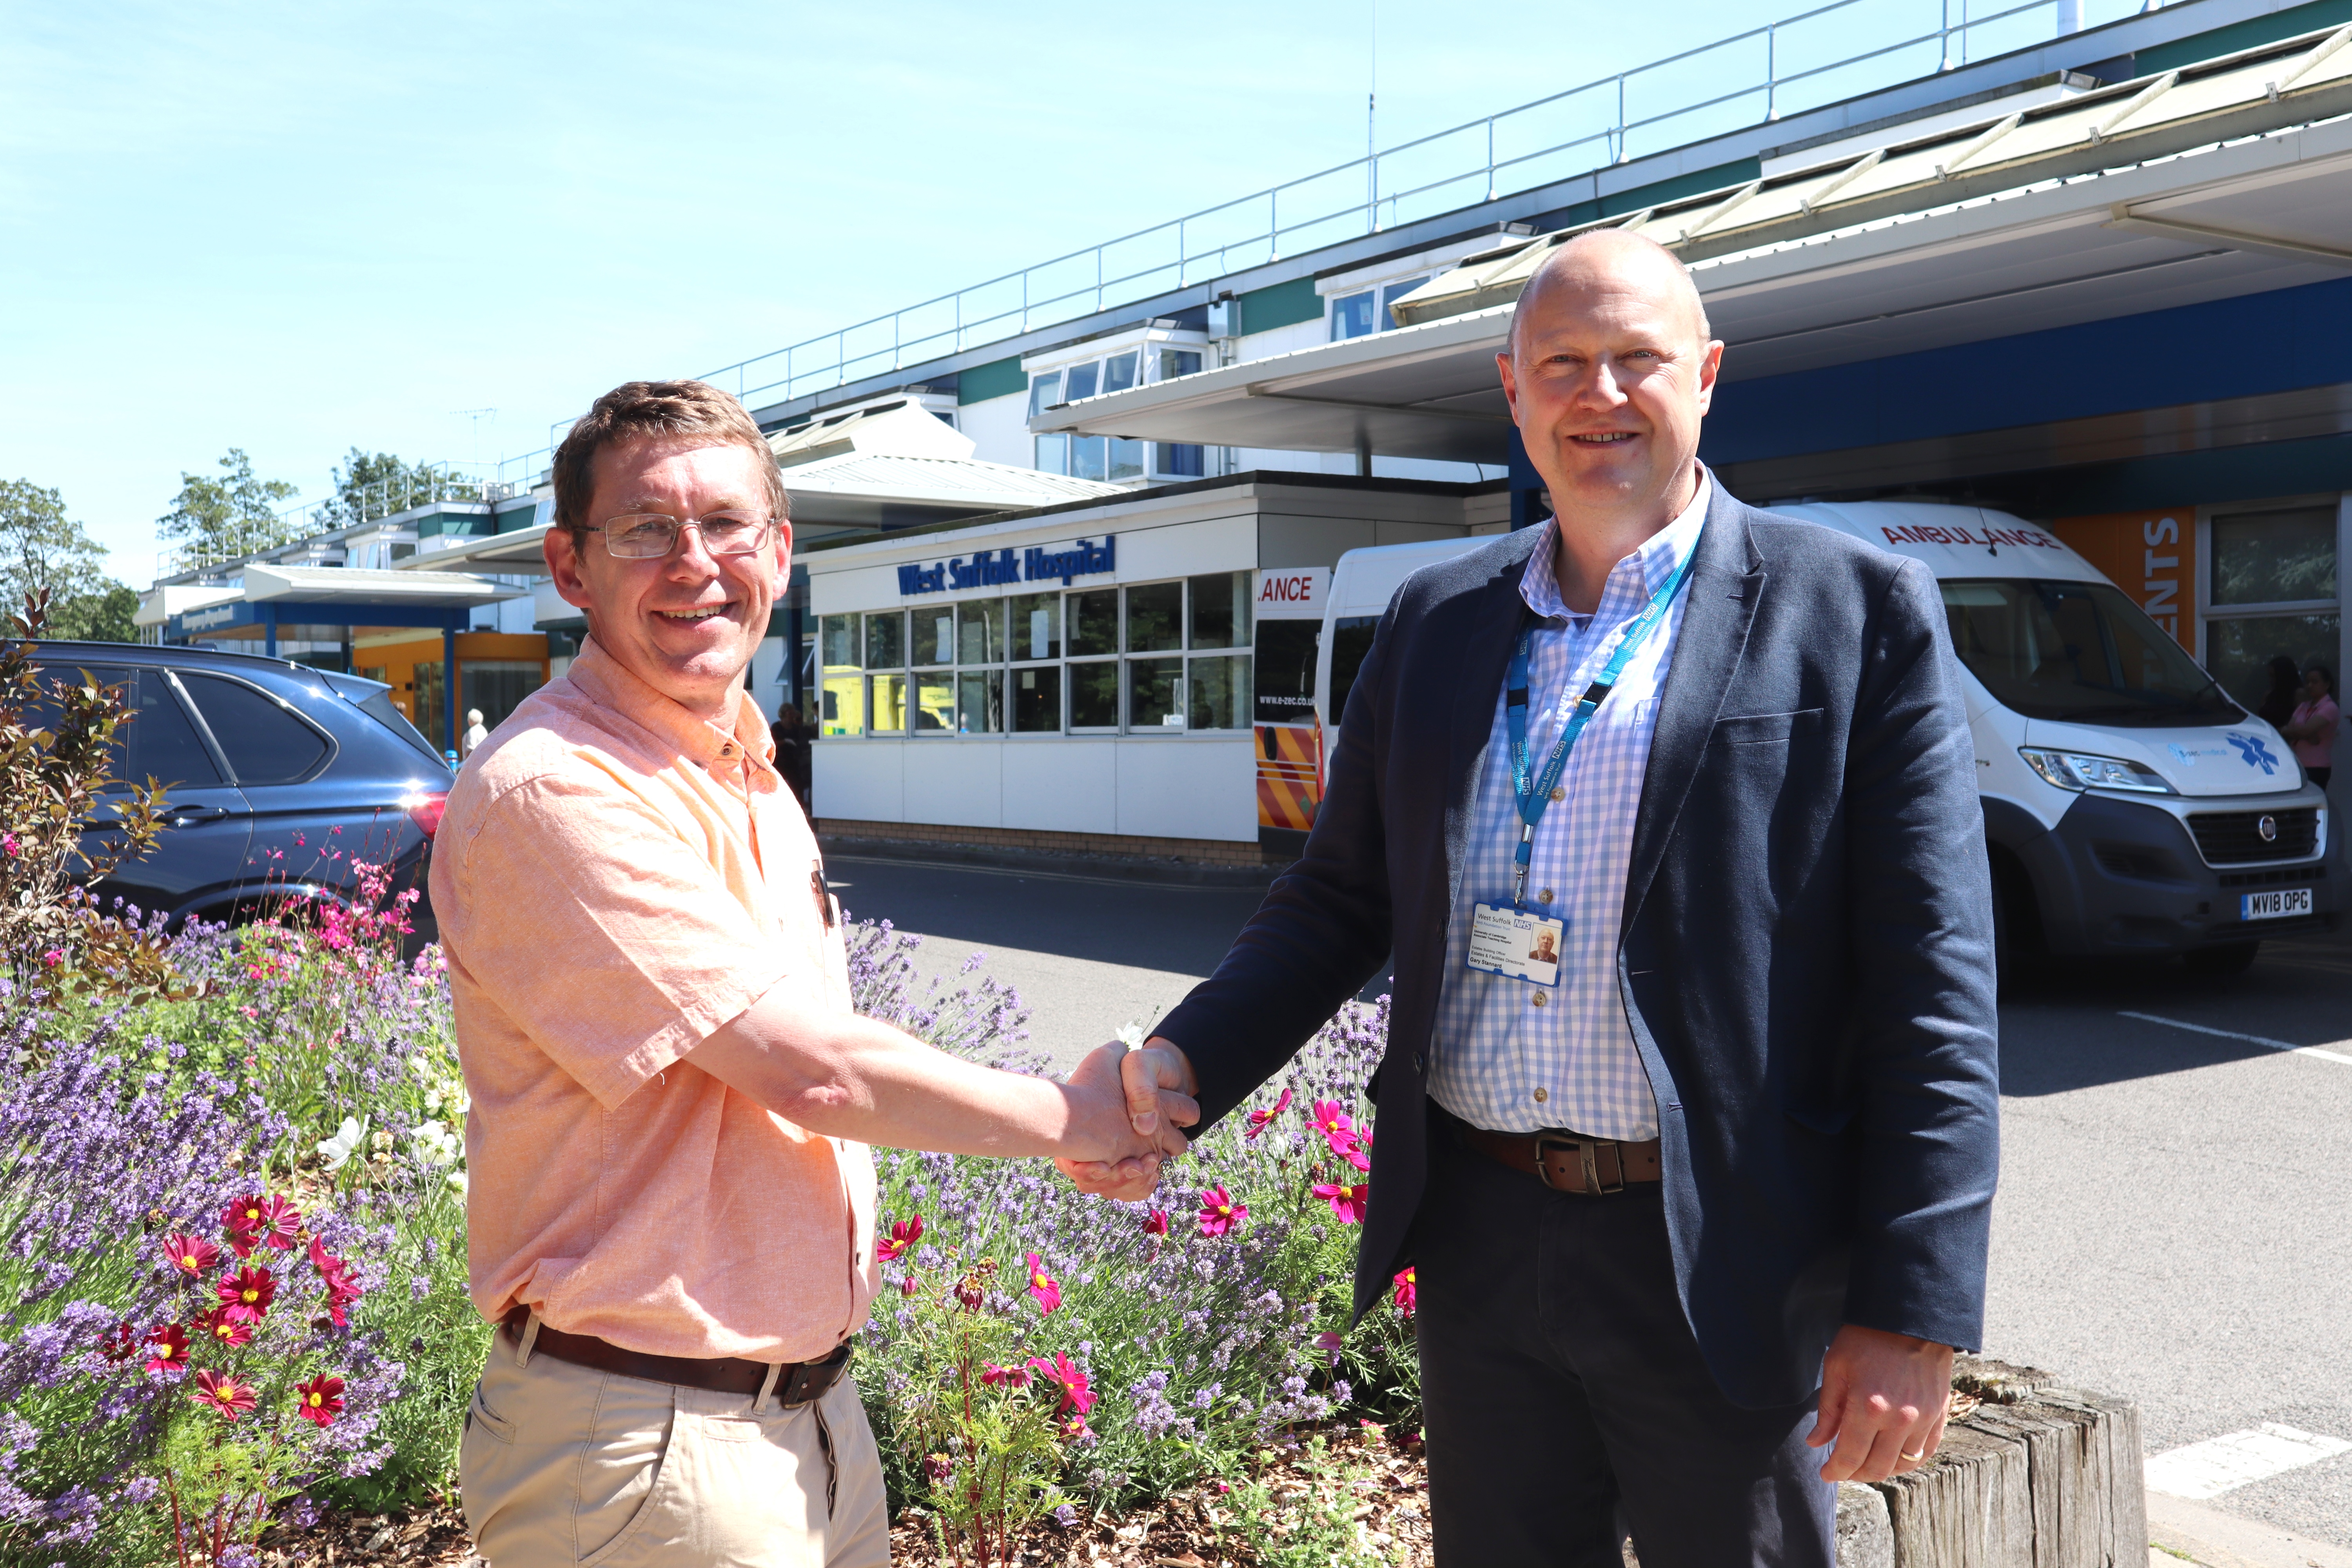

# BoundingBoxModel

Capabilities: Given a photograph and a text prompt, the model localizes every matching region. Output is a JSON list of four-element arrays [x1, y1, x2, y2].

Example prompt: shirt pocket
[[1708, 707, 1827, 746]]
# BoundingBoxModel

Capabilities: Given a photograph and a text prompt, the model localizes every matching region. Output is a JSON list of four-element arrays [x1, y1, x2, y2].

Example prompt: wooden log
[[1876, 1422, 2034, 1568], [2034, 1387, 2147, 1567], [1967, 1400, 2104, 1566]]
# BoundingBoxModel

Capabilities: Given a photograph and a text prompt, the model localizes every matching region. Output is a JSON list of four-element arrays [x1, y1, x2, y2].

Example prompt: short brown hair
[[551, 380, 789, 533]]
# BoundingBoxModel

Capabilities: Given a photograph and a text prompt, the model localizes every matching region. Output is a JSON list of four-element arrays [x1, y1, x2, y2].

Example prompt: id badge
[[1466, 902, 1564, 986]]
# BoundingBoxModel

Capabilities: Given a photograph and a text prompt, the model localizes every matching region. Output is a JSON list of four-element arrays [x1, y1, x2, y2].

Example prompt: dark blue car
[[31, 641, 453, 935]]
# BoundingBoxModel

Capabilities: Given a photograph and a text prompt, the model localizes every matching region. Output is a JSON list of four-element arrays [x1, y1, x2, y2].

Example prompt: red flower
[[1312, 1182, 1370, 1224], [1141, 1208, 1170, 1236], [321, 1274, 363, 1328], [142, 1323, 188, 1376], [162, 1232, 221, 1278], [1244, 1085, 1294, 1140], [293, 1374, 345, 1428], [1059, 1414, 1092, 1442], [979, 1363, 1031, 1389], [1391, 1267, 1417, 1317], [194, 1306, 252, 1349], [256, 1194, 302, 1250], [1307, 1100, 1357, 1158], [898, 1273, 920, 1298], [876, 1214, 923, 1263], [1025, 1253, 1062, 1315], [922, 1452, 955, 1483], [190, 1368, 257, 1422], [308, 1234, 350, 1285], [1344, 1127, 1373, 1173], [1027, 1351, 1095, 1416], [98, 1321, 138, 1365], [217, 1265, 276, 1324], [1196, 1186, 1246, 1238], [221, 1194, 267, 1257]]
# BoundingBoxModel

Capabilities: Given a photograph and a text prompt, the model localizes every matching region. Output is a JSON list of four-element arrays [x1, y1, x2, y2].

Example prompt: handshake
[[1051, 1036, 1203, 1201]]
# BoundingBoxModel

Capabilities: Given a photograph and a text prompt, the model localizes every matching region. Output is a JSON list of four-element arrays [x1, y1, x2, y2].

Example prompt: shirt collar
[[565, 635, 778, 775], [1521, 465, 1711, 623]]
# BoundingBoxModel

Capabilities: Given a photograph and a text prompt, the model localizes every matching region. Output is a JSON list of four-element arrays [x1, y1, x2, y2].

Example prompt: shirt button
[[1550, 786, 1566, 802], [1533, 1087, 1548, 1103], [1538, 889, 1554, 904], [1531, 991, 1548, 1008]]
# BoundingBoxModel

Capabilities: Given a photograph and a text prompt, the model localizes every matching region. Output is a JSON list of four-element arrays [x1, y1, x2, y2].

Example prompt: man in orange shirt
[[435, 380, 1183, 1568]]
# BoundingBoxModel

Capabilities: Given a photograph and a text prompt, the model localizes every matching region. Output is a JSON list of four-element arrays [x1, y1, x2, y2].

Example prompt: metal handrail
[[486, 0, 2163, 485]]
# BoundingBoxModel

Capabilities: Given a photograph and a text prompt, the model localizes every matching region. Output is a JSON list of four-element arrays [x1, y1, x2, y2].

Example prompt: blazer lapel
[[1443, 535, 1542, 912], [1621, 486, 1764, 933]]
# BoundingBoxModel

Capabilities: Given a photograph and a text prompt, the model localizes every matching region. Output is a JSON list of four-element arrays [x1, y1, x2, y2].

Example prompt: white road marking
[[2118, 1011, 2352, 1067], [2146, 1424, 2352, 1499]]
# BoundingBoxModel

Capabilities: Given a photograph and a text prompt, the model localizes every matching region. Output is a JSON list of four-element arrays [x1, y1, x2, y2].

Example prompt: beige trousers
[[461, 1319, 889, 1568]]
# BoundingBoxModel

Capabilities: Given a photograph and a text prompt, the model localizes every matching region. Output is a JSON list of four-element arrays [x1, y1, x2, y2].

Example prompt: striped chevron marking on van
[[1256, 724, 1319, 832]]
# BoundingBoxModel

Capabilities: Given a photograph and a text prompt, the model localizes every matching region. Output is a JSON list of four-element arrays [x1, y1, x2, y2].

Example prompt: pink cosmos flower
[[194, 1307, 252, 1349], [1312, 1330, 1345, 1366], [1141, 1208, 1170, 1236], [979, 1363, 1031, 1389], [256, 1194, 302, 1250], [190, 1368, 257, 1422], [1344, 1127, 1374, 1173], [39, 949, 61, 969], [294, 1374, 345, 1428], [1196, 1186, 1246, 1238], [163, 1232, 221, 1278], [217, 1265, 276, 1324], [1244, 1085, 1294, 1140], [143, 1323, 190, 1377], [221, 1194, 267, 1258], [899, 1274, 920, 1298], [1027, 1351, 1095, 1416], [1391, 1267, 1417, 1317], [876, 1214, 924, 1263], [1307, 1100, 1357, 1158], [1312, 1182, 1370, 1224], [1025, 1253, 1061, 1314]]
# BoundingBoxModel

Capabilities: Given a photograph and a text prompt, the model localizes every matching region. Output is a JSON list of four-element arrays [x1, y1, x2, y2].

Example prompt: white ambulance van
[[1316, 502, 2336, 974]]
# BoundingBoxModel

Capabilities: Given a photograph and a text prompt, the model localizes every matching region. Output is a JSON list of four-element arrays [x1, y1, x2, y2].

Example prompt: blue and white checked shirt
[[1426, 474, 1711, 1140]]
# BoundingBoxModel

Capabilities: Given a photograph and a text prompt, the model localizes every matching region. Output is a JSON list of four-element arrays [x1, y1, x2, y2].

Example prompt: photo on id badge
[[1468, 902, 1564, 986]]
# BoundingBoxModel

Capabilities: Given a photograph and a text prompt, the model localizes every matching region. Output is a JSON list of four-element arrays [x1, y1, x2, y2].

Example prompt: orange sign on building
[[2048, 510, 2197, 652]]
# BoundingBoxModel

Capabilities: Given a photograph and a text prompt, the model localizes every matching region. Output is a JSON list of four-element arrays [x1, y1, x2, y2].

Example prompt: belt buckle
[[1532, 1134, 1623, 1196]]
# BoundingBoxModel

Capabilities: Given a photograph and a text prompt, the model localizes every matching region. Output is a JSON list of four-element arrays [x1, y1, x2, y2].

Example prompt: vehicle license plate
[[2239, 888, 2313, 921]]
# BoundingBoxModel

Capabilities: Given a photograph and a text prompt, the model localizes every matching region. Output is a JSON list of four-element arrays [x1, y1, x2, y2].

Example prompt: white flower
[[446, 1169, 470, 1194], [409, 1119, 462, 1167], [317, 1116, 368, 1172], [1116, 1022, 1147, 1049]]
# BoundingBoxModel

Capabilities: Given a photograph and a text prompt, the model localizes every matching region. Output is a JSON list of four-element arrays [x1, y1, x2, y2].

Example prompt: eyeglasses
[[591, 510, 777, 560]]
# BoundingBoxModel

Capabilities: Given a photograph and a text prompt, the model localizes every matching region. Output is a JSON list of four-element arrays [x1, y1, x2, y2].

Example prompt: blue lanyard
[[1504, 547, 1699, 907]]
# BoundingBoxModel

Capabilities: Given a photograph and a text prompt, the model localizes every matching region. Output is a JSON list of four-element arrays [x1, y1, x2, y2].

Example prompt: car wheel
[[2183, 940, 2260, 978]]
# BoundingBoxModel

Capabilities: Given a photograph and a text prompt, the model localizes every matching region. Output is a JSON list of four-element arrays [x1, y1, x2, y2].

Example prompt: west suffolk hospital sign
[[895, 536, 1116, 597]]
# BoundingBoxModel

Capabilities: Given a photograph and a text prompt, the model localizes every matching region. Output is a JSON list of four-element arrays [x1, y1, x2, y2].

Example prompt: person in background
[[771, 700, 813, 817], [460, 707, 489, 758], [2281, 664, 2338, 789], [2255, 655, 2302, 731]]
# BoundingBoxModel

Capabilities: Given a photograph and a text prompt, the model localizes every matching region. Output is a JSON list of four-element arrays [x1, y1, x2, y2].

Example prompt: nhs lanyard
[[1504, 549, 1698, 907]]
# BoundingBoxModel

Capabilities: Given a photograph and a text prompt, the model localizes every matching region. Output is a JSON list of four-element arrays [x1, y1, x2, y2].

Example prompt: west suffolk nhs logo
[[896, 536, 1116, 596]]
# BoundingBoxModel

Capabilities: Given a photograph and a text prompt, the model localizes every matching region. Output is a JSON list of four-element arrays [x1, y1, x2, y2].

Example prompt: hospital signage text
[[897, 536, 1116, 597]]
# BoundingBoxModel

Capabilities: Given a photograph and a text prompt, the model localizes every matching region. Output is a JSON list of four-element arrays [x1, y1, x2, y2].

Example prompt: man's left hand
[[1808, 1324, 1954, 1483]]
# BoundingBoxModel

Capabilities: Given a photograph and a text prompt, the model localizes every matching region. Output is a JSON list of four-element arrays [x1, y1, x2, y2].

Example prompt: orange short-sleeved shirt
[[431, 637, 878, 1364]]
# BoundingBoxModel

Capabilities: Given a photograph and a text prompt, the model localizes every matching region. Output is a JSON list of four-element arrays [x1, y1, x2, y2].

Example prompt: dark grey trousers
[[1413, 1109, 1837, 1567]]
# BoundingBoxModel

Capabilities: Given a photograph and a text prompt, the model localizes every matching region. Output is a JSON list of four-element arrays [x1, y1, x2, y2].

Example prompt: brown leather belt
[[1461, 1125, 1663, 1194], [501, 1307, 851, 1406]]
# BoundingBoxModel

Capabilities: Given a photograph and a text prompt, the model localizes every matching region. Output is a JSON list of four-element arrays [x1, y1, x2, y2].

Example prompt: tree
[[155, 450, 299, 568], [321, 448, 464, 528], [0, 479, 138, 643]]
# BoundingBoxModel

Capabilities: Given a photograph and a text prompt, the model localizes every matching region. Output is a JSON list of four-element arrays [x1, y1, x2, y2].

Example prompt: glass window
[[462, 661, 541, 733], [1068, 590, 1117, 656], [1189, 654, 1251, 730], [1064, 362, 1100, 401], [1156, 443, 1205, 478], [1070, 436, 1108, 483], [1027, 370, 1062, 417], [1011, 593, 1061, 661], [412, 661, 447, 750], [2210, 506, 2336, 606], [1380, 276, 1429, 328], [1110, 438, 1145, 482], [1125, 582, 1183, 653], [1128, 657, 1183, 728], [864, 610, 905, 670], [1102, 352, 1139, 394], [1157, 348, 1202, 380], [1254, 620, 1319, 726], [1033, 433, 1069, 475], [957, 599, 1005, 664], [1012, 665, 1062, 732], [1938, 580, 2236, 726], [2207, 614, 2342, 713], [820, 614, 859, 668], [133, 671, 224, 787], [913, 608, 954, 667], [1070, 661, 1119, 728], [821, 673, 864, 737], [1188, 571, 1252, 650], [868, 672, 909, 734], [913, 672, 954, 733], [958, 670, 1003, 734], [180, 674, 332, 784], [1329, 615, 1381, 728], [1330, 290, 1377, 341]]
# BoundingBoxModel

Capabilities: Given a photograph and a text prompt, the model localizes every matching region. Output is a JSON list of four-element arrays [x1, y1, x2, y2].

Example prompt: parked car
[[24, 640, 453, 937]]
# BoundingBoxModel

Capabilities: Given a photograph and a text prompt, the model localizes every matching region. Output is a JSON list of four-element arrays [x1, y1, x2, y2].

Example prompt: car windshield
[[1940, 579, 2242, 727]]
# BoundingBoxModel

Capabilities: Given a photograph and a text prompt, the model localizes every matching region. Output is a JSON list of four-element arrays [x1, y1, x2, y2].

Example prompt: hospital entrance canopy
[[158, 564, 523, 653]]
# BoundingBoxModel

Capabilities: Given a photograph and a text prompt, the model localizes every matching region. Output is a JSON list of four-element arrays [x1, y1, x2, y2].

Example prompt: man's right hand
[[1056, 1037, 1199, 1200]]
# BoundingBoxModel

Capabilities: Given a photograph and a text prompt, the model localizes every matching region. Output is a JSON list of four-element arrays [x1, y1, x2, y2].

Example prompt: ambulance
[[1252, 502, 2336, 974]]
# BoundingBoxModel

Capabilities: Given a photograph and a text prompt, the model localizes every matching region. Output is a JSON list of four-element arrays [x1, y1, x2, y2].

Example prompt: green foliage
[[320, 450, 468, 529], [154, 450, 299, 570], [48, 583, 139, 644], [1228, 1437, 1399, 1568], [0, 479, 136, 643]]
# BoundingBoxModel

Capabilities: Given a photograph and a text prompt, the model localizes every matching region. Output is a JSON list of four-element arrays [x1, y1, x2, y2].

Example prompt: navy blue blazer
[[1154, 484, 2001, 1408]]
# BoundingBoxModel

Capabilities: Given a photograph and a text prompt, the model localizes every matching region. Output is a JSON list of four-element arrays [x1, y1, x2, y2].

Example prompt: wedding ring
[[1900, 1449, 1927, 1462]]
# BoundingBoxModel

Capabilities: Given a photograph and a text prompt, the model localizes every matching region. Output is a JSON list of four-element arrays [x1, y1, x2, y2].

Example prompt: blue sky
[[4, 0, 1904, 580]]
